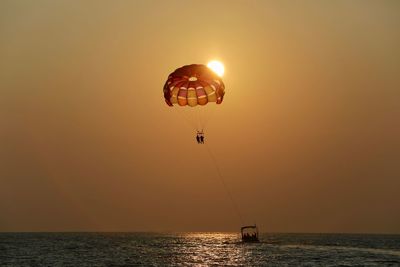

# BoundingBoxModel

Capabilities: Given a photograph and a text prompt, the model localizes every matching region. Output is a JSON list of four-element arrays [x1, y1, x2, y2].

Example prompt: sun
[[207, 60, 225, 77]]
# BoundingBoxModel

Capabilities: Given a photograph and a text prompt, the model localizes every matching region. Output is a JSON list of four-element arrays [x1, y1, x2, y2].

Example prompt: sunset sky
[[1, 0, 399, 233]]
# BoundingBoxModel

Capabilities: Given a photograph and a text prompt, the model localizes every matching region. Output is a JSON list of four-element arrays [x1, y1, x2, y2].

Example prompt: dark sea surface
[[1, 232, 399, 266]]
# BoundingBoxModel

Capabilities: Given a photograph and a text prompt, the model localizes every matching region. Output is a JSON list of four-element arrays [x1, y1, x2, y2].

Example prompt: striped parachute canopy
[[163, 64, 225, 107]]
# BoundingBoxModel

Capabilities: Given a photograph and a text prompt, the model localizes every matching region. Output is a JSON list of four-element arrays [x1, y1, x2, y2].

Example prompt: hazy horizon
[[1, 0, 399, 233]]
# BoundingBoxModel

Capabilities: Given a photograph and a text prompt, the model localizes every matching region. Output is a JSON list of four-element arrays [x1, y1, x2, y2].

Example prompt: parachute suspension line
[[195, 105, 216, 134], [175, 108, 198, 131], [201, 105, 217, 130], [204, 143, 244, 225], [196, 107, 201, 132]]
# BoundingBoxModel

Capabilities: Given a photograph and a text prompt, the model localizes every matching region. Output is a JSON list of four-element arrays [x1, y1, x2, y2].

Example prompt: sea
[[1, 233, 399, 266]]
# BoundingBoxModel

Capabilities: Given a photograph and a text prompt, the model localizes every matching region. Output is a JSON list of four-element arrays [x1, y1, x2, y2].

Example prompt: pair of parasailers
[[196, 131, 205, 144]]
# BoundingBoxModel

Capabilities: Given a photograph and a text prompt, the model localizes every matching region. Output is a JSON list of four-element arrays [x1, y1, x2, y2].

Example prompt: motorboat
[[241, 225, 259, 242]]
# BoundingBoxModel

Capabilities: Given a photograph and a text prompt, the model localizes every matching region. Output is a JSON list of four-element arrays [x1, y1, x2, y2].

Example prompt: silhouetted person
[[196, 134, 200, 144], [200, 135, 204, 144]]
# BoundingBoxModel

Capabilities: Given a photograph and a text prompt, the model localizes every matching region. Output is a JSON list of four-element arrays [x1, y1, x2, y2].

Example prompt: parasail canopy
[[163, 64, 225, 107]]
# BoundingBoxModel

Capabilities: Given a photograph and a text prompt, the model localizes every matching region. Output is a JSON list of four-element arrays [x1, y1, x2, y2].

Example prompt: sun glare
[[207, 60, 225, 77]]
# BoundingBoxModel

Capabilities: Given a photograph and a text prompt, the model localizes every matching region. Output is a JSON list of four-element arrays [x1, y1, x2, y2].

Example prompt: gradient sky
[[1, 0, 399, 233]]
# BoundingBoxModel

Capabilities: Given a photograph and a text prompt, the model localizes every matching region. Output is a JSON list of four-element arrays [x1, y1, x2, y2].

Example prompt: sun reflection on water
[[167, 232, 254, 266]]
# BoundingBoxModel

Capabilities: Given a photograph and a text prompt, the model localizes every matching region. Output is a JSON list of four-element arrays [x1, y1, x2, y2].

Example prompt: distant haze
[[1, 0, 399, 233]]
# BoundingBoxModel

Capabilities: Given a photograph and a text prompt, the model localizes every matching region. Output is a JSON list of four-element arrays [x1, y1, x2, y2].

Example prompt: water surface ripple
[[1, 233, 399, 266]]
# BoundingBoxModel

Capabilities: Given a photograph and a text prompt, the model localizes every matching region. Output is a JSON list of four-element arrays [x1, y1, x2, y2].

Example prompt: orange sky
[[0, 0, 399, 233]]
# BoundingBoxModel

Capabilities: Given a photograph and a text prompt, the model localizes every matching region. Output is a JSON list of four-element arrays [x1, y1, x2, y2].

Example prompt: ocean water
[[1, 233, 399, 266]]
